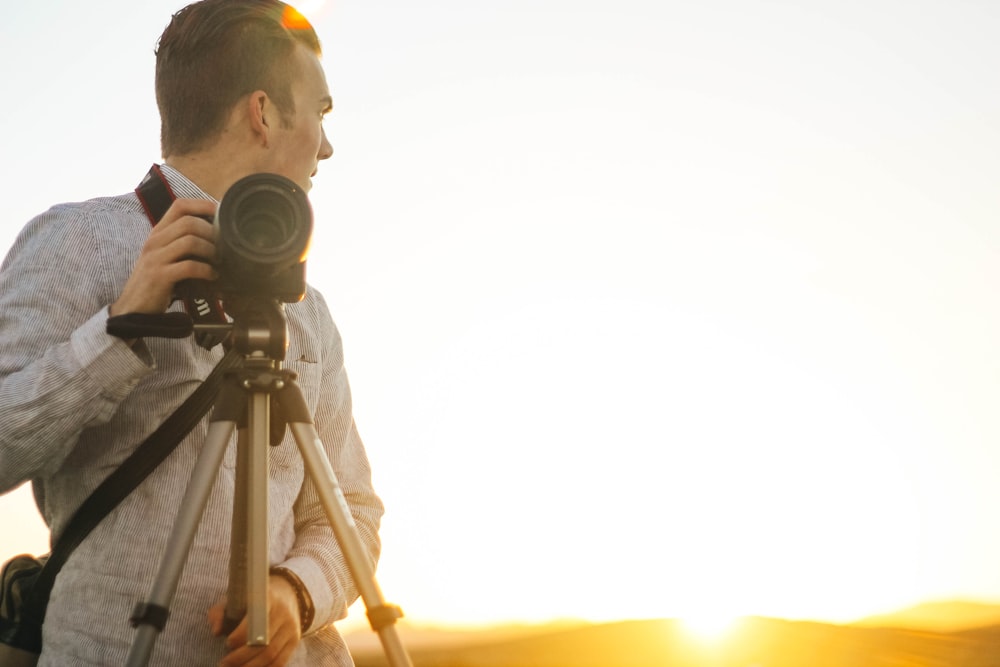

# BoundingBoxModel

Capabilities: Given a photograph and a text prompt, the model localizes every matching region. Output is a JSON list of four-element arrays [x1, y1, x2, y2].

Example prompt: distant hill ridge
[[855, 600, 1000, 632], [349, 615, 1000, 667]]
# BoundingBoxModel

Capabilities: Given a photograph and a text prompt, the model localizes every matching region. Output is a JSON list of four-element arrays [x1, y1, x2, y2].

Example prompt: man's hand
[[207, 574, 303, 667], [110, 198, 218, 316]]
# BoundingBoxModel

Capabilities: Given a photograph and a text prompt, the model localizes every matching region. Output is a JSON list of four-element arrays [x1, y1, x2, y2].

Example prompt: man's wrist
[[270, 566, 315, 633]]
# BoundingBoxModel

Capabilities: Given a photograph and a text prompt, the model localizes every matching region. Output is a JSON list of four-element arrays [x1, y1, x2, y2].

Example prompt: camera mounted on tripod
[[118, 167, 412, 667], [109, 170, 313, 356]]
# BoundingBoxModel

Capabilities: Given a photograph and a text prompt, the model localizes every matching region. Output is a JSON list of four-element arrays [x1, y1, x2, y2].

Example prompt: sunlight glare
[[679, 613, 742, 643], [288, 0, 327, 20]]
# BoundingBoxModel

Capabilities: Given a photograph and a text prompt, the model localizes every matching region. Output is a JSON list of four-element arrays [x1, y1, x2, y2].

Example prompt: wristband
[[270, 566, 315, 633]]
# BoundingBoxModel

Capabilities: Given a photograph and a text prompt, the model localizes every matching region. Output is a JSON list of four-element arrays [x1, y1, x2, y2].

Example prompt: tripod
[[123, 300, 411, 667]]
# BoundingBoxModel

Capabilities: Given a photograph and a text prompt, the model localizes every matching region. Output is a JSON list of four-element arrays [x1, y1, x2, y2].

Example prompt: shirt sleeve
[[0, 205, 154, 492], [277, 291, 384, 633]]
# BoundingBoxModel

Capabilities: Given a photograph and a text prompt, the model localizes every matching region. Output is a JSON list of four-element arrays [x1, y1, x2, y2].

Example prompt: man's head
[[155, 0, 327, 166]]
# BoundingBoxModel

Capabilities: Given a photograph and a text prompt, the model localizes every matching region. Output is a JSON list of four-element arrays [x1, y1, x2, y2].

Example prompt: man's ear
[[247, 90, 270, 146]]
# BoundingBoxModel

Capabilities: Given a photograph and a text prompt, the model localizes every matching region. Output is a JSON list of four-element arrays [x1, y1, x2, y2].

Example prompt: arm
[[277, 292, 384, 633], [0, 197, 219, 491], [0, 205, 152, 491]]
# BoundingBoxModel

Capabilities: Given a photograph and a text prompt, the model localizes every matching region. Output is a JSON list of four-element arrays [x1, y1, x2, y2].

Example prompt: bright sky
[[2, 0, 1000, 633]]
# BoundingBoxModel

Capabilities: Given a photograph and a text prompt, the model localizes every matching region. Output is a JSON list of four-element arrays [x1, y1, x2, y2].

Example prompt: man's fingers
[[158, 234, 218, 268], [219, 610, 299, 667], [221, 640, 293, 667], [225, 616, 248, 650], [207, 603, 226, 636], [158, 197, 217, 227], [146, 215, 218, 252], [136, 220, 218, 283]]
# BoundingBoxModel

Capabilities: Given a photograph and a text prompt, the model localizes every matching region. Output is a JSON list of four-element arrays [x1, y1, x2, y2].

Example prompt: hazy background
[[2, 0, 1000, 631]]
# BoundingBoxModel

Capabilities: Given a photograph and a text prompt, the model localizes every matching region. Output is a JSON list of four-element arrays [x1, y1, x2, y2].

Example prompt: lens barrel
[[213, 173, 312, 302], [216, 173, 312, 278]]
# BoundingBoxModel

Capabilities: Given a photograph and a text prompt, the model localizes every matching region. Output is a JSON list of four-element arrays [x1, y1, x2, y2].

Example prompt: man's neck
[[164, 153, 246, 201]]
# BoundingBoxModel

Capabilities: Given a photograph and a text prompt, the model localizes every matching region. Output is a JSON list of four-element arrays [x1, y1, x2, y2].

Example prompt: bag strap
[[24, 347, 241, 626]]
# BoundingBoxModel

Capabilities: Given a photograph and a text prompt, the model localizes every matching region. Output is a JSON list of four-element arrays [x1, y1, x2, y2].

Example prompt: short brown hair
[[155, 0, 321, 157]]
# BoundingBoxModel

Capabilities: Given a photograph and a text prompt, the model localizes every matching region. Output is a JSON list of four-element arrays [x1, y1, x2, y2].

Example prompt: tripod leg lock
[[129, 602, 170, 631], [366, 604, 404, 632]]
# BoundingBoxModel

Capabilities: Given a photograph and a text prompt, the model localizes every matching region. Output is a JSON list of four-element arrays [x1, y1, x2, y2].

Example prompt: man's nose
[[319, 127, 333, 160]]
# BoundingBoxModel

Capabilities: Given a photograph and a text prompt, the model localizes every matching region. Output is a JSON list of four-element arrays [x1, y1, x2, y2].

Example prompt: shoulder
[[35, 191, 146, 225], [1, 192, 152, 306], [6, 192, 148, 259]]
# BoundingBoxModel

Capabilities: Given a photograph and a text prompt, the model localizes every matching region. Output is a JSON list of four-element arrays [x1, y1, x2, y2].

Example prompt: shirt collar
[[158, 163, 217, 203]]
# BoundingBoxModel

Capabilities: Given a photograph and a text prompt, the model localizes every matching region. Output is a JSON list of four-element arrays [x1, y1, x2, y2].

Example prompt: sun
[[678, 612, 742, 643]]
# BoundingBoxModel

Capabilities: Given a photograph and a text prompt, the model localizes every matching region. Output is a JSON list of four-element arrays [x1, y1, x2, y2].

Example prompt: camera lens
[[234, 192, 298, 248], [216, 173, 312, 277]]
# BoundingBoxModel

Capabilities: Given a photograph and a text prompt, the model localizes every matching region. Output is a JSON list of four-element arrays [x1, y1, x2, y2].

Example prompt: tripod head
[[224, 297, 288, 361], [107, 297, 290, 362]]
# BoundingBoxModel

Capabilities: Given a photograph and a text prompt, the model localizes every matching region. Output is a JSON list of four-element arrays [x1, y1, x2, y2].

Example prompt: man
[[0, 1, 383, 665]]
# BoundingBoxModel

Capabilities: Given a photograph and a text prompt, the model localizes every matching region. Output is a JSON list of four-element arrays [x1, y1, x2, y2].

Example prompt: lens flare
[[281, 5, 313, 31]]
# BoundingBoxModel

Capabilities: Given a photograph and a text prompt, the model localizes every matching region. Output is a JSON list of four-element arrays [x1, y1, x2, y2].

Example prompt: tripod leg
[[245, 390, 271, 645], [278, 383, 413, 667], [223, 424, 248, 633], [222, 391, 271, 646], [125, 418, 237, 667]]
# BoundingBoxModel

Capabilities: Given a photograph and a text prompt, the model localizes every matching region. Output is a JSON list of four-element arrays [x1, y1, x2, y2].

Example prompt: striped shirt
[[0, 165, 383, 665]]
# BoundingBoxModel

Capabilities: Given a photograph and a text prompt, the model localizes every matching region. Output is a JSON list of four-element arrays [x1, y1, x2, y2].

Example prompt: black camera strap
[[135, 164, 229, 350]]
